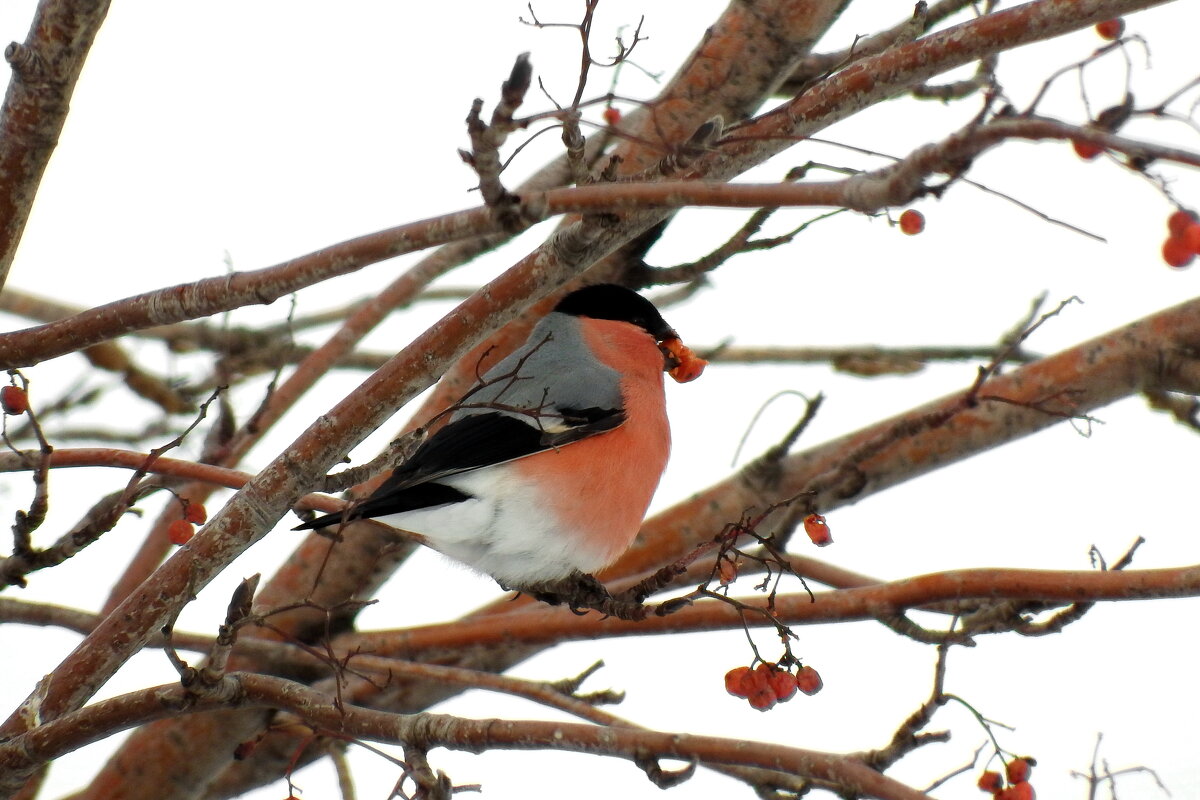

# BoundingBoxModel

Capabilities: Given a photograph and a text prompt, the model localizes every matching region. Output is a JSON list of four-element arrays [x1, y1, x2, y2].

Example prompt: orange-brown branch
[[0, 673, 933, 800], [346, 563, 1200, 656]]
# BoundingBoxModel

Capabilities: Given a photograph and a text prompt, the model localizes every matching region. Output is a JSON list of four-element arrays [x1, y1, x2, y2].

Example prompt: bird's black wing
[[292, 408, 624, 531]]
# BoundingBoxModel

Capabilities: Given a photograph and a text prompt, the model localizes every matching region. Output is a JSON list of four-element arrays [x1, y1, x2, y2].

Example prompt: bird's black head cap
[[553, 284, 675, 340]]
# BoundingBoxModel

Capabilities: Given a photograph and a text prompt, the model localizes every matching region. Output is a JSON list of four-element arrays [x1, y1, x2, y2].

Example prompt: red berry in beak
[[661, 337, 707, 383]]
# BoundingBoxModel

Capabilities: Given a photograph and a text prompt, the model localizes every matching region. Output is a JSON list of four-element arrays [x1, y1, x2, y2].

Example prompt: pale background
[[1, 2, 1197, 799]]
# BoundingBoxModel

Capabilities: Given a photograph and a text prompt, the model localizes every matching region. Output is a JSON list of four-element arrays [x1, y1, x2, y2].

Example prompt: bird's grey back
[[451, 312, 623, 422]]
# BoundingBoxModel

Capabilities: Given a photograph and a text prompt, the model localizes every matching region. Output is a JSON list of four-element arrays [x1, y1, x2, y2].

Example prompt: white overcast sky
[[1, 2, 1198, 799]]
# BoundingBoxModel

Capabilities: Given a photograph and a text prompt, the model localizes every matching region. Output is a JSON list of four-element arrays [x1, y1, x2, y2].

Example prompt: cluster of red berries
[[802, 513, 832, 546], [1, 384, 28, 415], [166, 502, 208, 545], [725, 662, 823, 711], [898, 209, 924, 235], [1162, 209, 1200, 268], [978, 757, 1035, 800]]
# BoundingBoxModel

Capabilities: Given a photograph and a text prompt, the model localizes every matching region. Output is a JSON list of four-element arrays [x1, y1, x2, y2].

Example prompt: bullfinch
[[294, 284, 706, 593]]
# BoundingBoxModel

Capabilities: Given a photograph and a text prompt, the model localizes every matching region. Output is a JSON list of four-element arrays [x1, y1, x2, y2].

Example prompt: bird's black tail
[[292, 512, 343, 532], [291, 482, 471, 532]]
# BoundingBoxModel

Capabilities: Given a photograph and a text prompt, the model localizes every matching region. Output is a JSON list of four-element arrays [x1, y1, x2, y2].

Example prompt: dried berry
[[167, 519, 195, 545], [766, 668, 797, 702], [663, 337, 708, 383], [1, 385, 28, 415], [794, 665, 823, 695], [725, 666, 754, 698], [746, 686, 777, 711], [183, 503, 208, 525], [803, 514, 832, 546]]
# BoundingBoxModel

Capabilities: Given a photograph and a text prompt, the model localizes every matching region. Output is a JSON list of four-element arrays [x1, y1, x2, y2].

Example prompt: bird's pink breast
[[512, 317, 670, 569]]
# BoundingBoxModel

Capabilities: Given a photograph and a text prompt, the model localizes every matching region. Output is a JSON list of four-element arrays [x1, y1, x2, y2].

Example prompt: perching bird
[[294, 284, 705, 594]]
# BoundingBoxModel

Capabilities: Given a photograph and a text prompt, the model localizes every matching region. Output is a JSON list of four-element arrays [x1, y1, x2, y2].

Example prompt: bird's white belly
[[373, 467, 609, 586]]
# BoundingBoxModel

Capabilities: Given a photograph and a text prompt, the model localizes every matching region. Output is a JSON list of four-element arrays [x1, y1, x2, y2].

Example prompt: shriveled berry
[[766, 668, 797, 702], [1167, 209, 1197, 237], [794, 665, 823, 695], [898, 209, 924, 235], [747, 686, 777, 711], [663, 337, 708, 383], [1071, 138, 1103, 160], [167, 519, 195, 545], [725, 666, 754, 698], [803, 513, 832, 546], [1163, 237, 1195, 268], [977, 771, 1004, 793], [183, 503, 208, 525], [1006, 757, 1033, 784], [1095, 18, 1124, 40], [717, 557, 738, 585], [1, 385, 28, 415], [602, 106, 621, 126]]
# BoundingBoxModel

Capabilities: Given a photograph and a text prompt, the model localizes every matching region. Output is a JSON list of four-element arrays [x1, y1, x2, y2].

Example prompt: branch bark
[[0, 0, 113, 293]]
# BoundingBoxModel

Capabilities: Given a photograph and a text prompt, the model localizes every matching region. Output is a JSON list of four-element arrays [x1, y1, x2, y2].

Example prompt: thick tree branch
[[0, 0, 113, 293], [344, 562, 1200, 657], [0, 673, 934, 800]]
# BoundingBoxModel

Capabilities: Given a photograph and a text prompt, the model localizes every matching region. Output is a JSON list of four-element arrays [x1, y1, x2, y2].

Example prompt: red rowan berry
[[167, 519, 195, 545], [1163, 237, 1194, 268], [724, 666, 754, 698], [1, 385, 28, 415], [803, 513, 832, 546], [1071, 139, 1103, 160], [1002, 781, 1035, 800], [977, 771, 1004, 793], [766, 668, 797, 702], [746, 686, 777, 711], [1095, 18, 1124, 40], [1006, 757, 1033, 784], [795, 665, 823, 695], [898, 209, 924, 235], [1183, 223, 1200, 254], [1167, 209, 1197, 237], [183, 503, 208, 524]]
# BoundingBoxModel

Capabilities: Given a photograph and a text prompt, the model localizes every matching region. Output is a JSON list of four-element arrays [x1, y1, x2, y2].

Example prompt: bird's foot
[[517, 572, 649, 621]]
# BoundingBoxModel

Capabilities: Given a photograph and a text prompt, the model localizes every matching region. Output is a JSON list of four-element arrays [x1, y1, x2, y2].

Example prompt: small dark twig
[[1, 389, 223, 588], [200, 574, 261, 683], [1070, 733, 1173, 800], [459, 54, 534, 230], [634, 751, 698, 789]]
